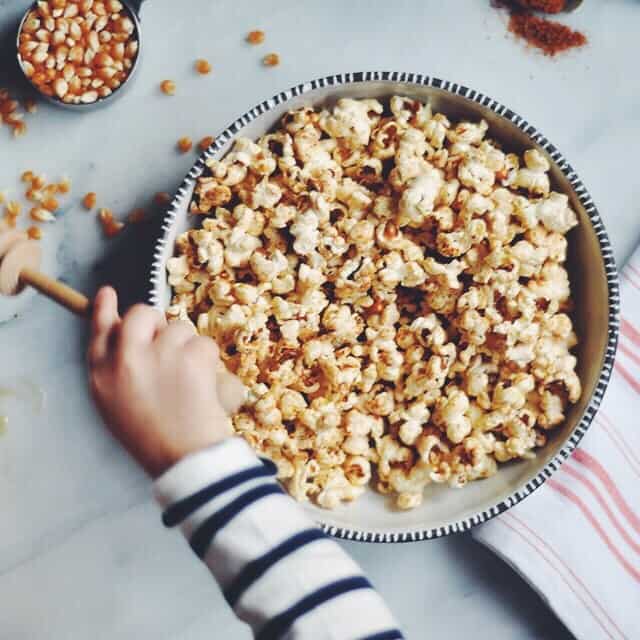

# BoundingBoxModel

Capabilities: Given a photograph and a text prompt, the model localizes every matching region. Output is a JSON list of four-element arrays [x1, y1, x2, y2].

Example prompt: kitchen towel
[[473, 249, 640, 640]]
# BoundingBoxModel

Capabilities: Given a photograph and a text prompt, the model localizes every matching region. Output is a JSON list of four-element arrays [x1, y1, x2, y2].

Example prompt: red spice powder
[[514, 0, 566, 13], [509, 12, 587, 55]]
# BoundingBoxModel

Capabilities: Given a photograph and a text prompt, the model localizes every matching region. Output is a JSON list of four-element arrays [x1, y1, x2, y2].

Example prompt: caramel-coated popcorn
[[168, 97, 581, 510]]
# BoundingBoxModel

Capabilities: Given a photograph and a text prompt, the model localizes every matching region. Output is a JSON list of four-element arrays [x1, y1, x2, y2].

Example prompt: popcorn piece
[[398, 168, 443, 227], [435, 389, 471, 444], [290, 210, 319, 256], [510, 149, 551, 196], [224, 226, 261, 267], [319, 98, 383, 147], [397, 402, 430, 446], [249, 178, 282, 209], [536, 192, 578, 234], [447, 119, 488, 145], [458, 158, 495, 195]]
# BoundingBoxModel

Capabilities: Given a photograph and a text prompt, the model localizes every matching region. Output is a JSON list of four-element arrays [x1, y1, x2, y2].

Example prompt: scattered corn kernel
[[247, 30, 265, 45], [3, 212, 17, 228], [5, 113, 24, 126], [43, 196, 58, 212], [0, 88, 32, 139], [98, 207, 113, 222], [30, 206, 55, 222], [98, 206, 124, 237], [32, 175, 46, 189], [24, 98, 37, 113], [26, 188, 43, 202], [177, 136, 193, 153], [1, 100, 18, 114], [7, 201, 21, 216], [195, 59, 211, 75], [154, 191, 170, 206], [160, 79, 175, 95], [83, 192, 97, 209], [57, 177, 71, 193], [198, 135, 214, 151], [262, 53, 280, 67], [13, 122, 27, 137], [104, 220, 125, 237], [21, 170, 34, 182], [98, 207, 125, 237], [127, 207, 146, 223], [27, 225, 42, 240]]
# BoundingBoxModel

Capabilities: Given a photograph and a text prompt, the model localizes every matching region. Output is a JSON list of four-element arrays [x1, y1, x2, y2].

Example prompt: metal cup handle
[[125, 0, 146, 18]]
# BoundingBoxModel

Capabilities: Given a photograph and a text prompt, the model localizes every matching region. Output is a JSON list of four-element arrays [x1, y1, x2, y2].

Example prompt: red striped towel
[[473, 253, 640, 640]]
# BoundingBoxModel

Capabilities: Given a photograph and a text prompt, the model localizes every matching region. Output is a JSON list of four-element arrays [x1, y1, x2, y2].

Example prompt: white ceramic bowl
[[149, 72, 619, 542]]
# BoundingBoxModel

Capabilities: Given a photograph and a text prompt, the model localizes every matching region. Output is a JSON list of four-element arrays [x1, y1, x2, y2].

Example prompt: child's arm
[[88, 287, 404, 640]]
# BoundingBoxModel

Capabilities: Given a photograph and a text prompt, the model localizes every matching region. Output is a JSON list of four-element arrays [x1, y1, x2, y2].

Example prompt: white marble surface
[[1, 1, 638, 638]]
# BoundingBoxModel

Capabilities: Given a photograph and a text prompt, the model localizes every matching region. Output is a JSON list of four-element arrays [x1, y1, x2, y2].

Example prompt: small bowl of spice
[[16, 0, 142, 109]]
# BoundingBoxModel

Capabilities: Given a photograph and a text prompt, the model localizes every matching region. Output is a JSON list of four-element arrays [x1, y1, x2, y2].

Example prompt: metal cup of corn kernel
[[16, 0, 142, 109]]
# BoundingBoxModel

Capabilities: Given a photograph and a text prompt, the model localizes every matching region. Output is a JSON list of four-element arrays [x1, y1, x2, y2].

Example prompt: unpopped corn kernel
[[262, 53, 279, 67], [195, 59, 211, 75], [57, 177, 71, 194], [246, 30, 265, 45], [24, 98, 38, 113], [154, 191, 171, 206], [27, 225, 42, 239], [30, 206, 54, 222], [82, 192, 97, 209], [177, 136, 193, 153], [160, 79, 175, 95], [42, 196, 58, 212], [198, 136, 215, 151], [127, 207, 146, 223], [6, 201, 21, 216]]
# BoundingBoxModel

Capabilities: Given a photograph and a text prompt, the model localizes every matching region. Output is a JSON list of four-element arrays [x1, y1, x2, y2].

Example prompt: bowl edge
[[147, 70, 621, 543]]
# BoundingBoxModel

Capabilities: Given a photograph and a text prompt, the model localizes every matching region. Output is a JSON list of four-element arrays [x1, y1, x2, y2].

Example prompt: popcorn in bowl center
[[166, 96, 581, 511]]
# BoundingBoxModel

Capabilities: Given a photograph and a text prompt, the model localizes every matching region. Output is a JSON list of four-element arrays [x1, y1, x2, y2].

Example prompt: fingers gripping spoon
[[0, 228, 246, 414]]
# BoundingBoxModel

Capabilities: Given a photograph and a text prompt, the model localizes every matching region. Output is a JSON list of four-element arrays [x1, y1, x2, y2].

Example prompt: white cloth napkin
[[473, 249, 640, 640]]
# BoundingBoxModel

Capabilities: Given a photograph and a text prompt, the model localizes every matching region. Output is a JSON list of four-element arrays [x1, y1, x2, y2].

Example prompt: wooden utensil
[[0, 228, 246, 414], [0, 229, 91, 314]]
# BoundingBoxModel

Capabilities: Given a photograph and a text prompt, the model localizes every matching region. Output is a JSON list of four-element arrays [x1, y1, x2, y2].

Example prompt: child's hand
[[87, 286, 239, 477]]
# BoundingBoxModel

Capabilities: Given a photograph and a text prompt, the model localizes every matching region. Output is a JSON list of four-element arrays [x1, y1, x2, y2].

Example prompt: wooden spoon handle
[[20, 267, 92, 317], [17, 267, 246, 413]]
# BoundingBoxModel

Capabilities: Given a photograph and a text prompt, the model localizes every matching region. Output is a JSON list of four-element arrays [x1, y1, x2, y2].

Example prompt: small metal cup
[[16, 0, 144, 110]]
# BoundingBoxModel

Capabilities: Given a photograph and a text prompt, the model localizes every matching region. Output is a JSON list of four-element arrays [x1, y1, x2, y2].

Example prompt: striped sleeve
[[154, 437, 404, 640]]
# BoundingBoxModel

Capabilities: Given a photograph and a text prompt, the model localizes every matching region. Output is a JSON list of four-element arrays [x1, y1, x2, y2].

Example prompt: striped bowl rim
[[148, 71, 620, 543]]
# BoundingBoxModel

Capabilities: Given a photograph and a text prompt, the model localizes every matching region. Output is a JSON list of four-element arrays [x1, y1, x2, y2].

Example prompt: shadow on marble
[[450, 535, 577, 640], [93, 206, 166, 313]]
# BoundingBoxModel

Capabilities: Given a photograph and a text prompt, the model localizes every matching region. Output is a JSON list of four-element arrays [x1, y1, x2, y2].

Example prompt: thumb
[[88, 286, 121, 365], [216, 370, 248, 415]]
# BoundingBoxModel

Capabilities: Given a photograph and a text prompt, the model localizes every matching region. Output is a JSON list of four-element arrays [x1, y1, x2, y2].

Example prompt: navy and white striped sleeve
[[154, 437, 404, 640]]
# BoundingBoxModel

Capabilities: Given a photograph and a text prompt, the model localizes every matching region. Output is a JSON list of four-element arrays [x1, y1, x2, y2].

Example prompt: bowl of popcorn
[[150, 72, 619, 542]]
